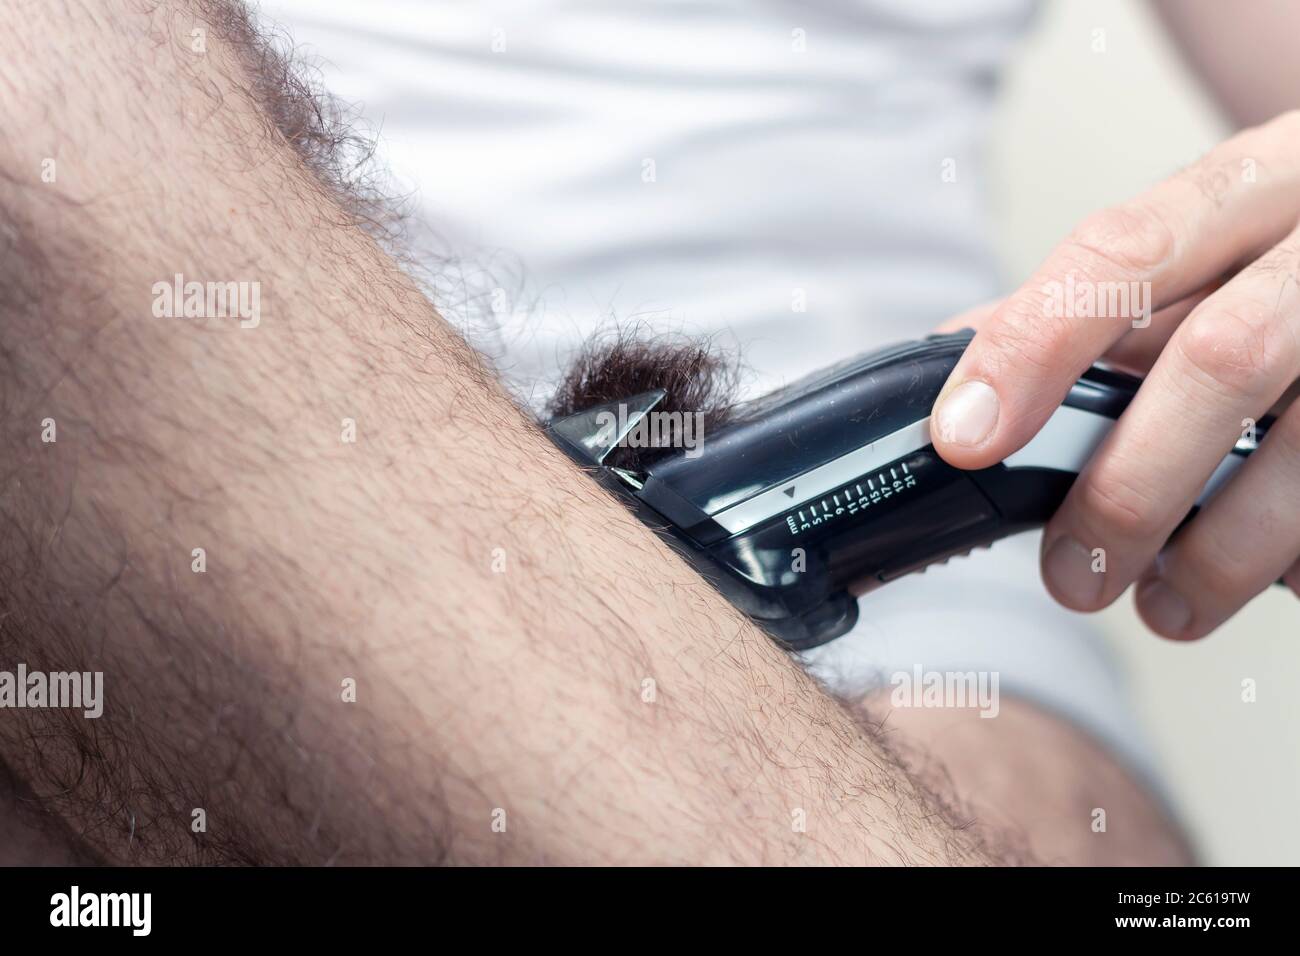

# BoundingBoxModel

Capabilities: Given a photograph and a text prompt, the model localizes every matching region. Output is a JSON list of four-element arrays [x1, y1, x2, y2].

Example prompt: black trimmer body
[[549, 331, 1262, 650]]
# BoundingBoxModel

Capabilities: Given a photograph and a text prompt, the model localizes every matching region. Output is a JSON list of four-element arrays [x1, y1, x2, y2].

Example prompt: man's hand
[[930, 112, 1300, 641]]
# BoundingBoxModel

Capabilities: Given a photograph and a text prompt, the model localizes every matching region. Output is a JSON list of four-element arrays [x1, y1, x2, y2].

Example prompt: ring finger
[[1136, 397, 1300, 639]]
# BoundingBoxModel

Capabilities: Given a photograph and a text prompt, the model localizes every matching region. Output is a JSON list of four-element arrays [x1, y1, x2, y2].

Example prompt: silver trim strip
[[998, 403, 1244, 505], [711, 404, 1248, 537], [711, 418, 933, 534], [1003, 404, 1110, 474]]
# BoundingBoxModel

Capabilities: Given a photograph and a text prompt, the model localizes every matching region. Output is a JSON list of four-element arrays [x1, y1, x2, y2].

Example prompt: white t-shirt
[[258, 0, 1036, 398]]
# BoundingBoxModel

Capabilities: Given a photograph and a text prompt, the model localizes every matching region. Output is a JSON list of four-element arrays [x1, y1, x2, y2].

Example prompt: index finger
[[930, 112, 1300, 469]]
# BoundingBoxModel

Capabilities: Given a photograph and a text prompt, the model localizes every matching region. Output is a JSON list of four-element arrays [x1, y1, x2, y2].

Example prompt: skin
[[859, 692, 1192, 866], [926, 2, 1300, 643], [0, 0, 1196, 866], [0, 762, 99, 866], [1152, 0, 1300, 128], [932, 112, 1300, 641], [0, 0, 1022, 866]]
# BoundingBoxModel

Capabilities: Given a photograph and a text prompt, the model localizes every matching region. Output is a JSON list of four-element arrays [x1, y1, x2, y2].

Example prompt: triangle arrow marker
[[783, 486, 796, 498]]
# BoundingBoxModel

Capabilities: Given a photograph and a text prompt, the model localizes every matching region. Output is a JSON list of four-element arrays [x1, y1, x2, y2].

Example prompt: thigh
[[859, 691, 1194, 865]]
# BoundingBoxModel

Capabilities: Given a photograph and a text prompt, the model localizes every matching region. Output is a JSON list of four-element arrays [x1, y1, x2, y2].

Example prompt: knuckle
[[1066, 203, 1176, 276], [1179, 151, 1238, 209], [1215, 553, 1265, 601], [983, 297, 1074, 377], [1077, 464, 1162, 540], [1177, 306, 1293, 400], [1252, 240, 1300, 284], [1179, 539, 1259, 606]]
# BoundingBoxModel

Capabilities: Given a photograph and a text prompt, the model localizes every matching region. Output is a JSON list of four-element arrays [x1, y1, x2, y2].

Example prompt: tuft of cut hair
[[547, 327, 742, 470]]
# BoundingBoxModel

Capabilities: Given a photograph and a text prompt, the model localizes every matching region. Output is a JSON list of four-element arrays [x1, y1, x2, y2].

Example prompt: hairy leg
[[0, 0, 1012, 865], [859, 692, 1194, 865], [545, 309, 1193, 864], [0, 759, 99, 866]]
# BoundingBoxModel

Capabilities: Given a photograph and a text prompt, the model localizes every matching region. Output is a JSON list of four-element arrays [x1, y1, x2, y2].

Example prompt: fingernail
[[934, 381, 999, 447], [1138, 578, 1191, 638], [1042, 535, 1105, 608]]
